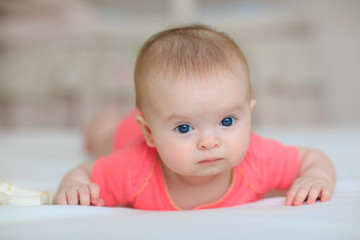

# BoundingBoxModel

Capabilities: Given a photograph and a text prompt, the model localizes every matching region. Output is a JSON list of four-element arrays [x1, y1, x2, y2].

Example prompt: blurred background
[[0, 0, 359, 130]]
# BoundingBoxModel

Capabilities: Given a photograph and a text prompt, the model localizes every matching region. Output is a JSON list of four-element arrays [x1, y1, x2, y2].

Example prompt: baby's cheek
[[166, 145, 189, 163], [160, 145, 192, 169], [226, 138, 248, 164]]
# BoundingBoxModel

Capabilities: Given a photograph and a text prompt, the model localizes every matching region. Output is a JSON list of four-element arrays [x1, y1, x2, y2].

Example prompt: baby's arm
[[285, 147, 336, 206], [55, 161, 104, 206]]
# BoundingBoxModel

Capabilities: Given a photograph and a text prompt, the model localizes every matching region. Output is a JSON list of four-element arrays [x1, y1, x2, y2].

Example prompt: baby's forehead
[[147, 58, 250, 88], [138, 66, 251, 116], [140, 68, 251, 118], [145, 68, 251, 102]]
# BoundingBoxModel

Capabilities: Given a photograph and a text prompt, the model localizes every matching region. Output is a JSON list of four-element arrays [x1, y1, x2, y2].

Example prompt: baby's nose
[[197, 136, 220, 150]]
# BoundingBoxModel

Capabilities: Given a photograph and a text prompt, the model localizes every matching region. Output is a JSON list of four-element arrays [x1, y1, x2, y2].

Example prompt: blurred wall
[[0, 0, 359, 129], [296, 0, 360, 125]]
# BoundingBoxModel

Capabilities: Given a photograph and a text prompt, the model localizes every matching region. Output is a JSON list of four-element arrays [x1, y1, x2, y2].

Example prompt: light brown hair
[[134, 24, 251, 110]]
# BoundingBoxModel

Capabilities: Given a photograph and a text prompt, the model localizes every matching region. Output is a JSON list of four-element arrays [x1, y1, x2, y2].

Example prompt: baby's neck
[[172, 171, 228, 187], [161, 163, 233, 210]]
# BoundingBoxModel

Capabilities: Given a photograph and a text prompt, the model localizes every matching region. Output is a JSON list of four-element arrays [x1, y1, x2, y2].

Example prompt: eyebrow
[[224, 105, 244, 114], [165, 104, 245, 124], [165, 114, 191, 124]]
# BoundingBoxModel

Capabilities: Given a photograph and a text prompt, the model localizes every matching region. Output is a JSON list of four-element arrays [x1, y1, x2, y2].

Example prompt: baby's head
[[134, 24, 256, 177], [134, 24, 251, 115]]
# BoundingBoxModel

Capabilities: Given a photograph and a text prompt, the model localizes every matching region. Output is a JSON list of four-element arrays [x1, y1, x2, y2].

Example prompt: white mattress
[[0, 127, 359, 239]]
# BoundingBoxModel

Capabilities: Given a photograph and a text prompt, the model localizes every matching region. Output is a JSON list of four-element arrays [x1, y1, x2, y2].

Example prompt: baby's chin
[[160, 158, 233, 178], [189, 165, 233, 177]]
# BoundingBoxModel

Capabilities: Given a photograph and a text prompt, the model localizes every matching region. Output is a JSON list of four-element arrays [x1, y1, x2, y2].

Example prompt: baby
[[56, 24, 336, 210]]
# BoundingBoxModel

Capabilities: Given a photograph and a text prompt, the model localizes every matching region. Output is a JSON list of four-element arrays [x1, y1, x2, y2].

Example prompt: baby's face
[[141, 71, 253, 177]]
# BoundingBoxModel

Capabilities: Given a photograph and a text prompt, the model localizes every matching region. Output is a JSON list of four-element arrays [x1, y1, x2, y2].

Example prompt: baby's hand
[[285, 175, 333, 206], [55, 183, 104, 207]]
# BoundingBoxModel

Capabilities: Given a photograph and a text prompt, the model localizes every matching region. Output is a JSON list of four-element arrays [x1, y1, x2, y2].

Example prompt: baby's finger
[[285, 185, 300, 206], [94, 198, 104, 207], [78, 186, 91, 206], [55, 192, 67, 205], [306, 186, 321, 204], [88, 183, 101, 205], [293, 184, 311, 206], [320, 186, 332, 202], [66, 189, 80, 205]]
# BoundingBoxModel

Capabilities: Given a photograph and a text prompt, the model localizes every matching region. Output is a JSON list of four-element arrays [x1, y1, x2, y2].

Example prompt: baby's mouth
[[198, 157, 223, 165]]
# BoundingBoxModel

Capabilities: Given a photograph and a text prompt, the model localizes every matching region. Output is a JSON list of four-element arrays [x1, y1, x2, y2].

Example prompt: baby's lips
[[198, 157, 223, 164]]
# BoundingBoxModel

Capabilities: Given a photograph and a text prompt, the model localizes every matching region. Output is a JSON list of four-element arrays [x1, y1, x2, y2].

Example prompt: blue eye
[[220, 117, 235, 127], [176, 124, 193, 134]]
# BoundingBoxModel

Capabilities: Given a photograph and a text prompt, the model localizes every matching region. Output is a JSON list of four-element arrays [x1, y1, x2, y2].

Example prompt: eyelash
[[175, 124, 193, 134], [174, 116, 238, 134], [220, 116, 237, 127]]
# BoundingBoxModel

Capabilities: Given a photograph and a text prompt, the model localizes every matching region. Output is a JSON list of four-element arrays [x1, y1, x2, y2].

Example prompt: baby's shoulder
[[248, 133, 287, 151], [109, 138, 157, 169]]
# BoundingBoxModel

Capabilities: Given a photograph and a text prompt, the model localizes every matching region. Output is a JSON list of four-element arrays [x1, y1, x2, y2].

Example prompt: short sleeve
[[91, 139, 156, 207], [243, 134, 300, 194], [91, 152, 134, 207]]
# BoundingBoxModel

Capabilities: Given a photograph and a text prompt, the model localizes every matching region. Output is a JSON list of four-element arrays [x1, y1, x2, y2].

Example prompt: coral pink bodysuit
[[91, 110, 299, 210]]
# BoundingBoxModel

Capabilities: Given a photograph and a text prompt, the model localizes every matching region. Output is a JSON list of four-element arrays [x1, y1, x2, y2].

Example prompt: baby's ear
[[135, 114, 155, 147], [250, 99, 257, 112]]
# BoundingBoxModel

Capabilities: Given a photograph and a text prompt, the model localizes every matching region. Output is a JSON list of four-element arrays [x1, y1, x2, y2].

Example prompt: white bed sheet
[[0, 127, 359, 239]]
